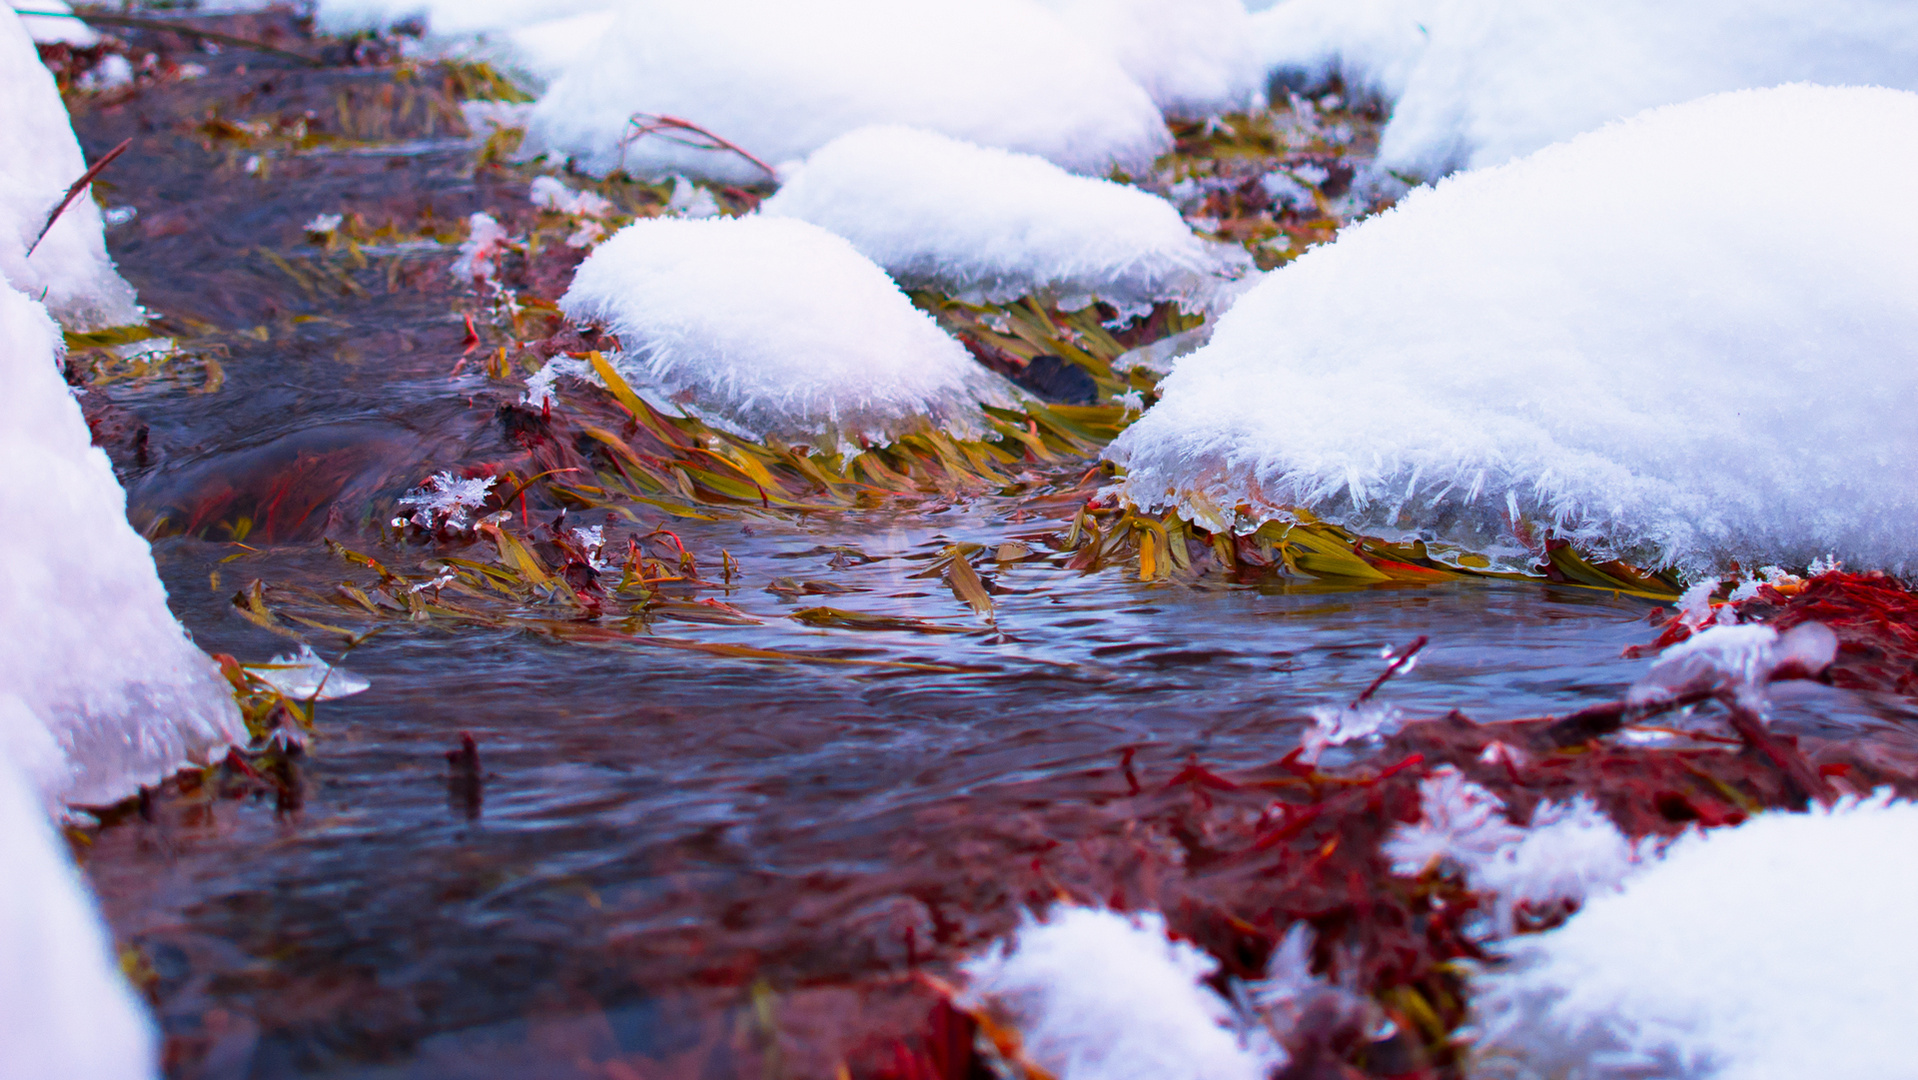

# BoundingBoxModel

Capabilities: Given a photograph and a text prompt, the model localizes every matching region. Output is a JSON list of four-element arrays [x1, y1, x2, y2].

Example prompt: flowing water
[[53, 22, 1918, 1080]]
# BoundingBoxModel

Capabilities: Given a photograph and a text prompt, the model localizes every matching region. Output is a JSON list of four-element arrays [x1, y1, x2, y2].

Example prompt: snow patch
[[762, 126, 1253, 318], [1108, 85, 1918, 574], [0, 753, 157, 1079], [1471, 793, 1918, 1080], [520, 0, 1169, 184], [1032, 0, 1265, 118], [1631, 622, 1838, 713], [1250, 0, 1435, 103], [558, 215, 1015, 452], [960, 905, 1283, 1080]]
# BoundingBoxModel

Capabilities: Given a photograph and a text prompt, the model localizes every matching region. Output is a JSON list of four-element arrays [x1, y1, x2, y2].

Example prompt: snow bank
[[11, 0, 98, 46], [0, 284, 245, 808], [961, 906, 1280, 1080], [1, 8, 142, 331], [1472, 793, 1918, 1080], [761, 126, 1253, 317], [1109, 85, 1918, 574], [1250, 0, 1435, 103], [557, 216, 1014, 451], [0, 755, 157, 1080], [1032, 0, 1264, 117], [521, 0, 1169, 184]]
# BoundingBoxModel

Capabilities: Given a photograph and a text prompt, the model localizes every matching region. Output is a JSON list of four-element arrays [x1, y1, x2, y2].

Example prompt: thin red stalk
[[28, 137, 131, 256]]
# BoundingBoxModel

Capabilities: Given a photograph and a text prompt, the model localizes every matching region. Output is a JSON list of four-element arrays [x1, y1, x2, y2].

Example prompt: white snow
[[761, 126, 1254, 317], [520, 0, 1169, 185], [1376, 0, 1918, 180], [1, 8, 143, 330], [11, 0, 98, 46], [0, 283, 245, 808], [1631, 622, 1839, 712], [1471, 793, 1918, 1080], [242, 645, 372, 702], [1250, 0, 1435, 103], [1109, 85, 1918, 575], [528, 175, 612, 219], [960, 905, 1282, 1080], [558, 215, 1015, 451], [1032, 0, 1265, 118], [1385, 767, 1639, 933], [0, 754, 158, 1080]]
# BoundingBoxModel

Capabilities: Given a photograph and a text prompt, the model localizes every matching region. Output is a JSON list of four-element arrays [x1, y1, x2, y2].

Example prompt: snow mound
[[557, 216, 1014, 451], [1032, 0, 1265, 118], [0, 284, 245, 808], [960, 905, 1281, 1080], [521, 0, 1169, 184], [1472, 793, 1918, 1080], [1109, 85, 1918, 574], [1250, 0, 1436, 103], [761, 126, 1253, 317], [0, 754, 157, 1080], [1, 9, 142, 331]]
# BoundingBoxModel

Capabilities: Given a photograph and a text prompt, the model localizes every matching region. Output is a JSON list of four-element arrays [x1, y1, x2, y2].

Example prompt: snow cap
[[1110, 84, 1918, 574], [762, 126, 1253, 318], [558, 215, 1015, 452]]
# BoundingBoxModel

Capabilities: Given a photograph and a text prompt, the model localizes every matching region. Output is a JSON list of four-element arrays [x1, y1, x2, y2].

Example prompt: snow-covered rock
[[1471, 793, 1918, 1080], [961, 905, 1281, 1080], [0, 283, 245, 808], [1032, 0, 1265, 117], [1109, 85, 1918, 574], [1250, 0, 1435, 103], [521, 0, 1170, 184], [557, 215, 1014, 451], [761, 126, 1253, 317], [1, 8, 142, 331], [0, 754, 157, 1080]]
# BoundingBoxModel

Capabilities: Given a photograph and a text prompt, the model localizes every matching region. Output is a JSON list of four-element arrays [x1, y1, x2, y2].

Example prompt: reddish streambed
[[52, 17, 1918, 1079]]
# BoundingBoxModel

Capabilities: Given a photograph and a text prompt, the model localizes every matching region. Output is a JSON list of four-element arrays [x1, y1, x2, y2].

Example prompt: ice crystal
[[528, 175, 614, 219], [450, 212, 511, 283], [396, 471, 497, 532], [242, 645, 370, 701]]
